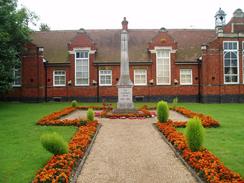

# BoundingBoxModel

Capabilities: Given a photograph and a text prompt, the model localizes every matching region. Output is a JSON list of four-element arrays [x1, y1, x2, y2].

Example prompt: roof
[[168, 29, 216, 62], [31, 29, 216, 63], [31, 31, 77, 63]]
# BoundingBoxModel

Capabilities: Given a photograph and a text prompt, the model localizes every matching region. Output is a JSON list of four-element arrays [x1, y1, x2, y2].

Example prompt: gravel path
[[74, 112, 195, 183]]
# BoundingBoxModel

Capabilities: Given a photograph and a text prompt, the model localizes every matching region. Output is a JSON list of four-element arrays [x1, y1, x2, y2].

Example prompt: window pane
[[231, 76, 238, 82]]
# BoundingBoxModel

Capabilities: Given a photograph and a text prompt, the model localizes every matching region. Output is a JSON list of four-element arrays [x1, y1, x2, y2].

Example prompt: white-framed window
[[156, 49, 171, 85], [180, 69, 192, 85], [223, 41, 239, 84], [75, 50, 89, 86], [12, 66, 21, 87], [134, 69, 147, 86], [99, 70, 112, 86], [53, 70, 66, 86]]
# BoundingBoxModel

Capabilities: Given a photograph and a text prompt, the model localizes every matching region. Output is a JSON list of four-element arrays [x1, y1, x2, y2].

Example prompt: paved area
[[64, 110, 195, 183]]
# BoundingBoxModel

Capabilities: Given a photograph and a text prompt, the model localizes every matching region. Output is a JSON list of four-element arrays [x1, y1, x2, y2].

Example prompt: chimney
[[122, 17, 128, 31]]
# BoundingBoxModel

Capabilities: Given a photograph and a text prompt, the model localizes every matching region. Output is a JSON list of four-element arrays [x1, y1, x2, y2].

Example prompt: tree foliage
[[39, 23, 50, 31], [0, 0, 37, 93]]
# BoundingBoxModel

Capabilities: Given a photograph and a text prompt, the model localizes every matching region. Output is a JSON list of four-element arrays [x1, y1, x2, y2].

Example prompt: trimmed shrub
[[157, 100, 169, 123], [172, 97, 178, 109], [71, 100, 78, 107], [87, 108, 94, 121], [40, 132, 68, 155], [185, 117, 205, 152]]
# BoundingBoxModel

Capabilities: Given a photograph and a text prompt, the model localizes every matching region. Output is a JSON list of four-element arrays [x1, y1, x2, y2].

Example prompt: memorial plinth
[[113, 19, 137, 114]]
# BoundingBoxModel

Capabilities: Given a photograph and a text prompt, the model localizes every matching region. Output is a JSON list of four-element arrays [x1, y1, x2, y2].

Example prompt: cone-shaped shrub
[[40, 132, 68, 155], [185, 117, 205, 152], [157, 100, 169, 123], [71, 100, 78, 107], [87, 108, 94, 121]]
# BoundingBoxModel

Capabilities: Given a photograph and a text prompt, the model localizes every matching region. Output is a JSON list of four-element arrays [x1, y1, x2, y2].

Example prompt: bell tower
[[215, 8, 226, 32]]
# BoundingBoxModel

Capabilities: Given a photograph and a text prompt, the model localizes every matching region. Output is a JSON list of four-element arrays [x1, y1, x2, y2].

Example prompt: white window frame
[[156, 48, 171, 85], [180, 69, 192, 85], [75, 50, 89, 86], [99, 70, 112, 86], [134, 69, 147, 86], [53, 70, 66, 87], [223, 41, 239, 84], [12, 66, 21, 87]]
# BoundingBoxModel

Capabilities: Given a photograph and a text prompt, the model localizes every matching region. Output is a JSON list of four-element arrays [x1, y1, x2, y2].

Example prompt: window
[[13, 66, 21, 87], [53, 70, 66, 86], [223, 41, 239, 84], [99, 70, 112, 86], [180, 69, 192, 85], [75, 50, 89, 86], [134, 69, 147, 85], [156, 49, 171, 85]]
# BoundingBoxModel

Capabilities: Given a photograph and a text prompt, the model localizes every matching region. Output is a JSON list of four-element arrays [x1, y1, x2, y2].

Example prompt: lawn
[[0, 102, 243, 182], [177, 103, 244, 178], [0, 102, 78, 183]]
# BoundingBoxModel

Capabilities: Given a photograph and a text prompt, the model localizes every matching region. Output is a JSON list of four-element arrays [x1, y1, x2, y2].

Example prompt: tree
[[0, 0, 37, 93], [39, 23, 50, 31]]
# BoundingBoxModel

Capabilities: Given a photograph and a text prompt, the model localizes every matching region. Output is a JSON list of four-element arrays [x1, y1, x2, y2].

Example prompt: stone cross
[[114, 20, 136, 113]]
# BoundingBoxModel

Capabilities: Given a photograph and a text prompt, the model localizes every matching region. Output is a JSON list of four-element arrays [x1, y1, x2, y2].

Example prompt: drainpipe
[[96, 65, 100, 102], [43, 59, 48, 102], [197, 58, 202, 103]]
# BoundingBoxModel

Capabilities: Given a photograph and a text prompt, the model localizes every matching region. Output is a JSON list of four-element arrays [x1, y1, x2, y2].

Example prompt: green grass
[[0, 102, 77, 183], [177, 103, 244, 178]]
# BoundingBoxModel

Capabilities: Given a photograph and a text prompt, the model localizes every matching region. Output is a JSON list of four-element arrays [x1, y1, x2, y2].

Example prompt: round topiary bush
[[40, 132, 68, 155], [71, 100, 78, 107], [87, 108, 94, 121], [185, 117, 205, 152], [157, 100, 169, 123]]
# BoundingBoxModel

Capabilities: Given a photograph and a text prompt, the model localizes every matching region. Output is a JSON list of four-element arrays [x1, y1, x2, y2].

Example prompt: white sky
[[18, 0, 243, 30]]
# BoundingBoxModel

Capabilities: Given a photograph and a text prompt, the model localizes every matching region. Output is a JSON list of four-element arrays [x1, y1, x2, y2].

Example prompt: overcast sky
[[18, 0, 243, 30]]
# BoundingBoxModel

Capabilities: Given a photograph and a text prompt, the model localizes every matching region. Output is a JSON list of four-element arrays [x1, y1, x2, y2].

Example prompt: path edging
[[70, 124, 102, 183], [152, 123, 205, 183]]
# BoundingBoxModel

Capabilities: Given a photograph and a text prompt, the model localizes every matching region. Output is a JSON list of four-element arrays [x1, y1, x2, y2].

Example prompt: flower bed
[[155, 122, 243, 183], [33, 121, 98, 183], [37, 107, 98, 126], [173, 107, 220, 128], [99, 108, 155, 119]]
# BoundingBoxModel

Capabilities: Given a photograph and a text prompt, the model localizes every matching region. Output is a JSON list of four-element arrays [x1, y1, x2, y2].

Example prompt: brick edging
[[152, 123, 205, 183], [70, 124, 102, 183]]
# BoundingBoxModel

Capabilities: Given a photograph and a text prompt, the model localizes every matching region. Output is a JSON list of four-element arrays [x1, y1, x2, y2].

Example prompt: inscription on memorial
[[118, 88, 132, 103]]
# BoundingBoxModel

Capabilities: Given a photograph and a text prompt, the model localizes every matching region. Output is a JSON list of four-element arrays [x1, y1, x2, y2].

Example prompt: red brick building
[[5, 8, 244, 103]]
